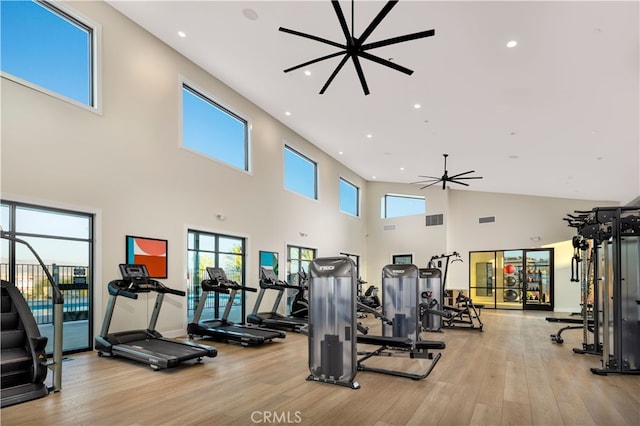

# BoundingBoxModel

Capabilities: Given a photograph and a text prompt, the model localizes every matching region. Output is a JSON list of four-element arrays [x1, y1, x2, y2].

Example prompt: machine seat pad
[[357, 335, 413, 348], [415, 340, 446, 350]]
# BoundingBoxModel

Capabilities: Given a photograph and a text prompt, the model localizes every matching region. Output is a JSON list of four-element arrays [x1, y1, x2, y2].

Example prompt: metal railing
[[0, 263, 88, 325]]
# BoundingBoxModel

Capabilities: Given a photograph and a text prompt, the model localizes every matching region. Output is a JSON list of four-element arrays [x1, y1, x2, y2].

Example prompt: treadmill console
[[206, 267, 227, 281], [119, 264, 154, 290], [260, 267, 277, 282]]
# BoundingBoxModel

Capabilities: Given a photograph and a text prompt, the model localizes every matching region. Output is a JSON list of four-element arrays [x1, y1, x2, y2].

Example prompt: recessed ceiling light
[[400, 167, 405, 171], [304, 70, 311, 76], [338, 151, 343, 155], [285, 111, 291, 116], [366, 134, 373, 139], [372, 176, 377, 179], [177, 31, 186, 38], [507, 40, 518, 48], [414, 103, 421, 109], [242, 8, 258, 20]]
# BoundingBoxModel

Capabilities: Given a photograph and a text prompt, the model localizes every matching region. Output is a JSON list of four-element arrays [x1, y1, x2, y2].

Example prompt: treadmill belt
[[126, 338, 208, 359]]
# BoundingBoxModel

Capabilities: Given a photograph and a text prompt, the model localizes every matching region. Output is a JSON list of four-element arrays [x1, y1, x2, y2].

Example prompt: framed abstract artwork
[[126, 235, 168, 278]]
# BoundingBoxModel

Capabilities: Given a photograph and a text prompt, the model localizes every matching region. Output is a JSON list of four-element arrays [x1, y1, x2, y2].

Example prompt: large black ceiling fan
[[413, 154, 483, 190], [279, 0, 435, 95]]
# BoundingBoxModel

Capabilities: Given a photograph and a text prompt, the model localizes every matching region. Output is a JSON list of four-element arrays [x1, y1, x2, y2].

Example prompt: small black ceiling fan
[[413, 154, 483, 190], [279, 0, 435, 95]]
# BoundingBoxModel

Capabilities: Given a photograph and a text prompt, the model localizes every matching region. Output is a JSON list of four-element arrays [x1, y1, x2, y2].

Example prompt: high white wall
[[0, 1, 366, 336], [365, 183, 617, 311], [0, 0, 624, 343]]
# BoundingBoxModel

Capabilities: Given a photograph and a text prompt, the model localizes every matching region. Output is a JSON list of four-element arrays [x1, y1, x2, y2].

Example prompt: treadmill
[[246, 266, 307, 332], [188, 267, 286, 346], [95, 264, 217, 369]]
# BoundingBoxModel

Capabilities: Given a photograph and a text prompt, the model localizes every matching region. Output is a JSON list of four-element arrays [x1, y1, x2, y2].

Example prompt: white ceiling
[[107, 0, 639, 204]]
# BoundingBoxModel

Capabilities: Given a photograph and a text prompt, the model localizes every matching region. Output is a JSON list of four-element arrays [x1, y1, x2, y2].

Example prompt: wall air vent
[[479, 216, 496, 224], [425, 214, 444, 227], [383, 225, 396, 231]]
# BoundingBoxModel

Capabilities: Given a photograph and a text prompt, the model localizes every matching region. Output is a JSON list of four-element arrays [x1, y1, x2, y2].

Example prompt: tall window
[[382, 194, 425, 218], [187, 230, 245, 323], [287, 245, 316, 286], [392, 254, 413, 265], [182, 83, 249, 171], [339, 178, 359, 216], [284, 146, 317, 199], [1, 201, 94, 354], [1, 1, 96, 107]]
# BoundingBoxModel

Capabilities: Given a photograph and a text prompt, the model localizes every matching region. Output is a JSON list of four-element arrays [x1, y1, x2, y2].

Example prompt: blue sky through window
[[182, 85, 248, 171], [284, 146, 317, 199], [384, 194, 425, 218], [340, 178, 358, 216], [1, 0, 92, 105]]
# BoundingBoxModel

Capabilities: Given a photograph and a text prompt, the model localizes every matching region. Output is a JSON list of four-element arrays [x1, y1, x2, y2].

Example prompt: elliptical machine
[[290, 269, 309, 319]]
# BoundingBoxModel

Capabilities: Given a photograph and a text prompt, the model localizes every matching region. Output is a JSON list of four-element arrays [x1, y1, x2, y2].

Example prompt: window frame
[[181, 80, 251, 172], [283, 144, 318, 200], [382, 193, 425, 219], [0, 0, 102, 113], [339, 177, 360, 217]]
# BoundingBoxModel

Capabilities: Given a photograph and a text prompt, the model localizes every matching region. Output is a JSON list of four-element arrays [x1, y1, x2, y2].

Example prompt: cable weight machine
[[564, 206, 640, 375]]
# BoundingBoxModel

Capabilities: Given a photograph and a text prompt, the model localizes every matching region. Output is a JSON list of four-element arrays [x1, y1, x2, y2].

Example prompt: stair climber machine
[[188, 267, 285, 346], [1, 231, 63, 407], [95, 264, 217, 370], [306, 257, 446, 389], [246, 266, 307, 332]]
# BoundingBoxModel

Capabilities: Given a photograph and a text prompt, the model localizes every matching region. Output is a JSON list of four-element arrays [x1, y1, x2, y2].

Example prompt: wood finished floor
[[2, 310, 639, 426]]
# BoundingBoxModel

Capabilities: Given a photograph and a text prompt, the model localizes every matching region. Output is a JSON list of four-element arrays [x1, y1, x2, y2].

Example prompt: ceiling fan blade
[[320, 54, 351, 94], [362, 29, 435, 51], [331, 1, 353, 44], [417, 175, 441, 180], [411, 178, 440, 184], [358, 0, 398, 44], [350, 54, 370, 95], [279, 27, 345, 50], [448, 170, 476, 179], [358, 51, 413, 75], [448, 180, 470, 187], [420, 180, 442, 190], [453, 176, 483, 180], [283, 51, 346, 73]]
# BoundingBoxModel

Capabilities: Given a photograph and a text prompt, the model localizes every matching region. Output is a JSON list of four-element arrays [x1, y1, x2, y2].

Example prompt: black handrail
[[1, 230, 63, 392]]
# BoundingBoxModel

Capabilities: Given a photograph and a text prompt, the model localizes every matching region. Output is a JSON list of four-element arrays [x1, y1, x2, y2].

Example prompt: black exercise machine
[[426, 253, 484, 331], [188, 267, 286, 346], [95, 264, 217, 369], [1, 231, 63, 407], [246, 266, 307, 332], [290, 269, 309, 318], [563, 206, 640, 375]]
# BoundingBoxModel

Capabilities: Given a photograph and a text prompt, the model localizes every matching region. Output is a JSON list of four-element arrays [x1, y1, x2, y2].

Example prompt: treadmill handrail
[[107, 281, 139, 299]]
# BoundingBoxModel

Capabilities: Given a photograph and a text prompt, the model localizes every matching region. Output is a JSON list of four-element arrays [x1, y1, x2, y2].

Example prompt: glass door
[[523, 249, 554, 310]]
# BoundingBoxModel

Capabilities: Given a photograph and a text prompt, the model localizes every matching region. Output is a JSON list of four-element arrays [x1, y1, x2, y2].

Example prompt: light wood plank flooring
[[2, 310, 639, 425]]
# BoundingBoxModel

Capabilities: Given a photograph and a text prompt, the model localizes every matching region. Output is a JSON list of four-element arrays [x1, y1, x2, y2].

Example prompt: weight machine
[[426, 252, 484, 331], [305, 258, 445, 389], [564, 206, 639, 375]]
